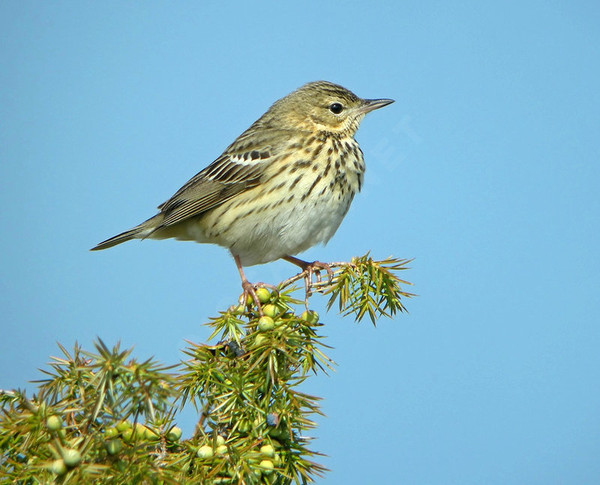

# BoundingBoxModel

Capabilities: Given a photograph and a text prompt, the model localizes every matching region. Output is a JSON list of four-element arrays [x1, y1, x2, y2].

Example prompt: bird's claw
[[240, 281, 278, 316], [304, 261, 333, 288], [282, 255, 335, 302], [296, 261, 334, 302], [240, 281, 262, 314]]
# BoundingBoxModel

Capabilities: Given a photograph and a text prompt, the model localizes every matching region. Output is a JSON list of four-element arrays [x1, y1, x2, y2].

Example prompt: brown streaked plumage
[[92, 81, 394, 304]]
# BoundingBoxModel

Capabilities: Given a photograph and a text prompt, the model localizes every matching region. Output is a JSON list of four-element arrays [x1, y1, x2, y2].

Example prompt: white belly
[[182, 180, 355, 266]]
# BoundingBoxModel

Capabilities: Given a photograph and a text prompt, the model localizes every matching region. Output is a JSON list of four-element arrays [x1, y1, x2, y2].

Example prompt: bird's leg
[[232, 254, 280, 314], [282, 255, 334, 298], [233, 254, 263, 314], [283, 255, 334, 282]]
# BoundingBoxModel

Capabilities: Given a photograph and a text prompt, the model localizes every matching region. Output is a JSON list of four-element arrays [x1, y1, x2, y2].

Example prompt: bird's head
[[266, 81, 394, 137]]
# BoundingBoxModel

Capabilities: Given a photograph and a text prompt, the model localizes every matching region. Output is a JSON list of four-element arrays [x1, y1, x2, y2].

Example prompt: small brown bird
[[92, 81, 393, 301]]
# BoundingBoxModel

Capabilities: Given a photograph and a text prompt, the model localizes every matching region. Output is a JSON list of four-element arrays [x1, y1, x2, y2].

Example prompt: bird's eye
[[329, 103, 343, 114]]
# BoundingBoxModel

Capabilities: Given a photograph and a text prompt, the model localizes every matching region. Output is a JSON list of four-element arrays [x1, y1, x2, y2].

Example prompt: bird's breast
[[181, 136, 365, 266]]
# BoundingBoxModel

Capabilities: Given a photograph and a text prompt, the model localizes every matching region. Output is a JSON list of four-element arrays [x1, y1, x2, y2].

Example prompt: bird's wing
[[155, 148, 273, 228]]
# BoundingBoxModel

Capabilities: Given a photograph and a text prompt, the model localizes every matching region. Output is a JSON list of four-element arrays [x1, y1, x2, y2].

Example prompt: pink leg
[[233, 254, 262, 312], [282, 255, 334, 296], [232, 254, 279, 313]]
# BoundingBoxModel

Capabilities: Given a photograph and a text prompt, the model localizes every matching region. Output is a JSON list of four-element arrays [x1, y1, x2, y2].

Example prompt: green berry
[[215, 444, 227, 455], [256, 287, 271, 304], [238, 420, 251, 433], [197, 444, 213, 459], [62, 448, 81, 467], [301, 310, 319, 324], [259, 459, 274, 474], [143, 426, 159, 441], [132, 423, 148, 440], [268, 427, 286, 440], [105, 439, 122, 455], [50, 459, 67, 475], [258, 316, 275, 331], [104, 427, 119, 439], [116, 420, 131, 432], [167, 426, 182, 441], [262, 304, 278, 318], [260, 444, 275, 457], [252, 416, 266, 434], [216, 435, 226, 446], [231, 303, 244, 315], [122, 429, 134, 442], [46, 415, 62, 431]]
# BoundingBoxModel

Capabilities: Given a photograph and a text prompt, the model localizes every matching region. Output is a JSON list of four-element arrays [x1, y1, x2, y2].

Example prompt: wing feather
[[155, 152, 269, 228], [153, 126, 295, 230]]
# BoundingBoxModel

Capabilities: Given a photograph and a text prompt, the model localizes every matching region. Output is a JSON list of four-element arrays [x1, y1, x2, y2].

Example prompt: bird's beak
[[359, 98, 395, 114]]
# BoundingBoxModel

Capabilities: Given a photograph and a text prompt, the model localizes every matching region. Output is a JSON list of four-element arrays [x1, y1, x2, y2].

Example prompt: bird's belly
[[181, 184, 355, 266]]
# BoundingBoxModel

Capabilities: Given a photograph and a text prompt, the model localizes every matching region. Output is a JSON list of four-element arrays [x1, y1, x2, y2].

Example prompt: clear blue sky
[[2, 1, 599, 483]]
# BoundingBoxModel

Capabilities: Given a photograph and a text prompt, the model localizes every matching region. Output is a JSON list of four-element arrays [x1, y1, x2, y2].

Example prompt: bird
[[92, 81, 394, 305]]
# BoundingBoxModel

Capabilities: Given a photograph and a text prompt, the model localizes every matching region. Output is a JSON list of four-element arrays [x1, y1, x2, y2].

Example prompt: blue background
[[2, 2, 599, 483]]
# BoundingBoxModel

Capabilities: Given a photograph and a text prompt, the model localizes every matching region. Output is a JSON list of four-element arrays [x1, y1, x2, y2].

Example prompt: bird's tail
[[90, 215, 163, 251], [90, 228, 142, 251]]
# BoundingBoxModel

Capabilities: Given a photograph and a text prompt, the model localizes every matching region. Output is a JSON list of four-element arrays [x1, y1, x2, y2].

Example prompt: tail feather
[[91, 214, 169, 251], [90, 227, 144, 251]]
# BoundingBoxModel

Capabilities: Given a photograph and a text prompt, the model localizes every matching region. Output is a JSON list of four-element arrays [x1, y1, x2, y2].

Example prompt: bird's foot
[[234, 253, 278, 315], [239, 281, 279, 315], [240, 280, 262, 314], [283, 256, 334, 301]]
